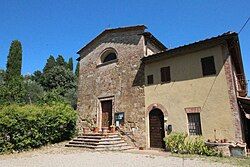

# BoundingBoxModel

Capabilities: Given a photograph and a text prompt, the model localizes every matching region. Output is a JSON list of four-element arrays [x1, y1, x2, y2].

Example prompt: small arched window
[[100, 48, 118, 64], [103, 53, 117, 63]]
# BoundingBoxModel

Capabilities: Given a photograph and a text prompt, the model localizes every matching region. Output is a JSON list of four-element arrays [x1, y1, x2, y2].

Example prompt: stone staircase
[[65, 133, 133, 151]]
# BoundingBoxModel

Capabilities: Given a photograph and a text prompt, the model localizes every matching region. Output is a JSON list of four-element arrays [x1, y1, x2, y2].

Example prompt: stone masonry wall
[[222, 44, 243, 142], [77, 29, 146, 147]]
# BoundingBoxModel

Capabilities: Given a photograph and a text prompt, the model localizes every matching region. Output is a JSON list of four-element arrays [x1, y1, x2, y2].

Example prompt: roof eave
[[76, 25, 147, 55], [140, 32, 167, 50], [142, 32, 238, 63]]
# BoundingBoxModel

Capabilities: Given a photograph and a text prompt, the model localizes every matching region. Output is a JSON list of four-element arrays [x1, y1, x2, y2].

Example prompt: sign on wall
[[114, 112, 124, 127]]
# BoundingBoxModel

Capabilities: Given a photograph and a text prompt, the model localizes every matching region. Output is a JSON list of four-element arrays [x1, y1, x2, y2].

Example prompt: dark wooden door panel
[[149, 109, 165, 148], [101, 100, 112, 127]]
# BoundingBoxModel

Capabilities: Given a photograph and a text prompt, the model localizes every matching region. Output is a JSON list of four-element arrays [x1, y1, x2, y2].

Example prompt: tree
[[0, 77, 26, 104], [41, 88, 65, 104], [56, 55, 67, 68], [43, 55, 56, 73], [75, 62, 79, 77], [6, 40, 22, 81], [23, 79, 44, 104], [67, 58, 73, 71], [64, 88, 77, 109], [31, 70, 44, 85], [42, 66, 76, 91], [0, 70, 5, 85]]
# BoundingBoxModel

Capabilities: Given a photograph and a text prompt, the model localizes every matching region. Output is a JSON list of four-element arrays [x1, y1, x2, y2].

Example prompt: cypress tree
[[75, 61, 79, 77], [6, 40, 22, 81], [43, 55, 56, 73], [67, 58, 73, 71], [0, 69, 5, 84], [56, 55, 67, 67]]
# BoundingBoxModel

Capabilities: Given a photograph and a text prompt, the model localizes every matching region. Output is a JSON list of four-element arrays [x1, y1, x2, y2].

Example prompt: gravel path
[[0, 142, 236, 167], [0, 151, 235, 167]]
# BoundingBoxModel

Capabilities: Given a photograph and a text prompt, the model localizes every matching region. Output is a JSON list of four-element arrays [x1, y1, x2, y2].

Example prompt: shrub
[[164, 132, 219, 156], [0, 77, 26, 105], [164, 132, 187, 153], [0, 103, 77, 153]]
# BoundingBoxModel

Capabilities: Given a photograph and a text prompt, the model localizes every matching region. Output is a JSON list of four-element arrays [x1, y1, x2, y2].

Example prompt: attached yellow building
[[142, 32, 248, 148]]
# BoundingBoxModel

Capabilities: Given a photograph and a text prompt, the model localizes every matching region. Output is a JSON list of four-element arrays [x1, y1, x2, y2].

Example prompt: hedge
[[0, 103, 77, 153]]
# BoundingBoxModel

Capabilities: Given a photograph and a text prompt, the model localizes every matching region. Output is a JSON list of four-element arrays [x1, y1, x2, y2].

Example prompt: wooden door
[[101, 100, 112, 127], [149, 109, 165, 148]]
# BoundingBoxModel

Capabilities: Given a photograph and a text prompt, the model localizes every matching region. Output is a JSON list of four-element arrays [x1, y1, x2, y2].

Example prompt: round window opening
[[102, 52, 117, 63]]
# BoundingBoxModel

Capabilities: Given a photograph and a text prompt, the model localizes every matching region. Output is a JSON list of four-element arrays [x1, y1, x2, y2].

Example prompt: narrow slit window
[[147, 75, 154, 85]]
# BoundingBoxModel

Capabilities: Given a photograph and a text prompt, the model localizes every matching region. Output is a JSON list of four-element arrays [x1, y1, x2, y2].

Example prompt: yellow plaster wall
[[145, 45, 236, 142]]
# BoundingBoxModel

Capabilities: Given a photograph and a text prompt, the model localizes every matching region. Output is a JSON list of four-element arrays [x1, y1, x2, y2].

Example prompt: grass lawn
[[171, 153, 250, 166]]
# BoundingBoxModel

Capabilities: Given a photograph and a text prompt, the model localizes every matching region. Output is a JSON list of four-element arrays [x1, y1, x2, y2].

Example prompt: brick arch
[[146, 103, 168, 116]]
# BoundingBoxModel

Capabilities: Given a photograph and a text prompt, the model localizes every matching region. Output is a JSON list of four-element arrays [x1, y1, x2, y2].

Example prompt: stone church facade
[[76, 25, 249, 149]]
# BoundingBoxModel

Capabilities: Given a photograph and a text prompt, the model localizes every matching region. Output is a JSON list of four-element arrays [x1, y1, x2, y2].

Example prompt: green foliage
[[31, 70, 44, 85], [67, 57, 73, 71], [0, 103, 77, 153], [0, 77, 26, 105], [1, 52, 77, 109], [30, 55, 77, 108], [164, 133, 219, 156], [0, 77, 44, 106], [41, 88, 65, 104], [165, 132, 187, 153], [0, 69, 5, 85], [56, 55, 67, 68], [0, 83, 8, 105], [43, 55, 56, 73], [42, 66, 76, 91], [6, 40, 22, 81], [64, 88, 77, 110], [75, 62, 79, 77], [23, 79, 44, 104]]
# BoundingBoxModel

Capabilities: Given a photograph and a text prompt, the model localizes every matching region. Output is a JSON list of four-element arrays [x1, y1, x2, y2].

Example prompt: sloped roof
[[142, 31, 239, 62], [77, 25, 147, 55], [140, 32, 167, 50]]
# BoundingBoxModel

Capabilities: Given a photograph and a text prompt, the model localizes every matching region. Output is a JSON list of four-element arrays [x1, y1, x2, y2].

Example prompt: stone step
[[73, 137, 122, 142], [65, 144, 133, 151], [95, 145, 133, 151], [65, 144, 95, 149], [78, 136, 103, 139], [81, 133, 119, 136], [77, 135, 120, 140], [95, 143, 128, 148], [68, 141, 128, 147], [72, 138, 100, 142], [65, 143, 132, 151], [69, 140, 126, 146], [65, 133, 132, 151]]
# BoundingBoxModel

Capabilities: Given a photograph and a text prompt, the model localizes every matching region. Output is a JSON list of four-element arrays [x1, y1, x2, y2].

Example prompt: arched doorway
[[149, 109, 165, 148]]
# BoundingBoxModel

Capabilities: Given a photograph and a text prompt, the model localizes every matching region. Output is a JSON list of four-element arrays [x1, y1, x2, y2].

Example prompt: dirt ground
[[0, 142, 247, 167]]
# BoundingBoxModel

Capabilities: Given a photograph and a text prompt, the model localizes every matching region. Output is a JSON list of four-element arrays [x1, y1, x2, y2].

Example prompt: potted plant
[[102, 127, 109, 134], [110, 125, 116, 133], [93, 126, 99, 133], [83, 127, 90, 134]]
